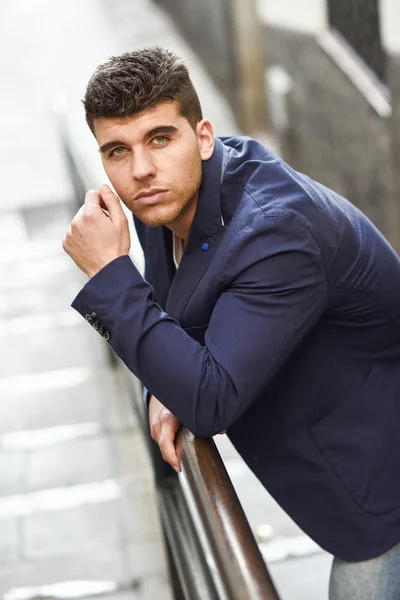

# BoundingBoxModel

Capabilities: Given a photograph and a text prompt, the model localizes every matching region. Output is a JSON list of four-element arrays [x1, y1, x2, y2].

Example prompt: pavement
[[0, 0, 332, 598]]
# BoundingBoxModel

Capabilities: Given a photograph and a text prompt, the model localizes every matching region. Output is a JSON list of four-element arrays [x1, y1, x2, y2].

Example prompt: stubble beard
[[131, 162, 202, 229], [139, 190, 197, 229]]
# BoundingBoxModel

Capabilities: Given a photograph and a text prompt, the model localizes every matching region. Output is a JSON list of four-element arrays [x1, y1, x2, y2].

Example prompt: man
[[63, 47, 400, 598]]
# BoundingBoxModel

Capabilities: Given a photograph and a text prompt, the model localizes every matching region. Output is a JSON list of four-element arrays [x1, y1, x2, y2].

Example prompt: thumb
[[99, 184, 124, 221]]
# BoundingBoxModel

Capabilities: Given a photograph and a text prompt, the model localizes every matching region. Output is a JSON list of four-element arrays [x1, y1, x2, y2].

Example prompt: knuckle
[[70, 219, 79, 232], [150, 424, 159, 442], [159, 440, 174, 462], [82, 209, 93, 223], [158, 438, 170, 453], [159, 438, 171, 454]]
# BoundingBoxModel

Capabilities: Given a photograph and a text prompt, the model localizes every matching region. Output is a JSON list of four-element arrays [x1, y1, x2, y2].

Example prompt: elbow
[[186, 409, 230, 439], [188, 423, 222, 439], [186, 366, 237, 438]]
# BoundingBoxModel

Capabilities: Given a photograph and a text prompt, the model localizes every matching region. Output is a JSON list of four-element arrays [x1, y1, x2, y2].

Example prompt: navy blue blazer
[[72, 137, 400, 561]]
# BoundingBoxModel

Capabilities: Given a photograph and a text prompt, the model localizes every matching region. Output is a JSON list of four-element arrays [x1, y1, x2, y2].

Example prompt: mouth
[[135, 188, 169, 205]]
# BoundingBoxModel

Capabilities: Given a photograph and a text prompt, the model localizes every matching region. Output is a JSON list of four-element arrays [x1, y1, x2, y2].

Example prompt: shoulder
[[220, 136, 329, 218], [219, 137, 353, 254]]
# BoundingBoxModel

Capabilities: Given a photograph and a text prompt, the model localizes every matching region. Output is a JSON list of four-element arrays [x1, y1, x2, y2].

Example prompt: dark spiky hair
[[83, 46, 203, 133]]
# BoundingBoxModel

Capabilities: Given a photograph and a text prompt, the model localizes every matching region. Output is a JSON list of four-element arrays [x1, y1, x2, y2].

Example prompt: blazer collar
[[189, 137, 226, 236], [165, 138, 227, 321]]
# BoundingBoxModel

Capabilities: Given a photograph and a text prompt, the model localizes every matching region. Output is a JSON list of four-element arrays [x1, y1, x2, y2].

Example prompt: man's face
[[94, 101, 214, 231]]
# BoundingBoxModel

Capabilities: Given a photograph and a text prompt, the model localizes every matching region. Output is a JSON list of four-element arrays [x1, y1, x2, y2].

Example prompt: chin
[[137, 203, 186, 228]]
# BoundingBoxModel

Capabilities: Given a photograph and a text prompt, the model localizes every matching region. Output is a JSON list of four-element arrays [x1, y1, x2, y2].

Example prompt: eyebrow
[[145, 125, 178, 139], [99, 125, 178, 154]]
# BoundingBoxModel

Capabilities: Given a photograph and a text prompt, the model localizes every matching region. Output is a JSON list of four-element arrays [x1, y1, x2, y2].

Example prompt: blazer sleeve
[[71, 213, 326, 437]]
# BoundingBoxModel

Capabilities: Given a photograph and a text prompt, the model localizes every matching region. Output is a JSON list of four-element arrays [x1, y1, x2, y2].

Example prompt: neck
[[167, 193, 198, 240]]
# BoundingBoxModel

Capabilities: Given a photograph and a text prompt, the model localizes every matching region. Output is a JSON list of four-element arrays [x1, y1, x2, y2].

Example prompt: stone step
[[0, 281, 82, 318], [0, 253, 80, 291], [0, 325, 106, 379], [0, 366, 135, 434]]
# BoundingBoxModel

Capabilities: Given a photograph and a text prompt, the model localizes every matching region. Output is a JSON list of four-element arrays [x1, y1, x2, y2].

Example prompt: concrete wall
[[258, 0, 400, 250], [262, 26, 400, 250]]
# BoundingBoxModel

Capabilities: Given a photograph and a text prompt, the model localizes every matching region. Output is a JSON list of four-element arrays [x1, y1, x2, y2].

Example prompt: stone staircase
[[0, 203, 172, 600]]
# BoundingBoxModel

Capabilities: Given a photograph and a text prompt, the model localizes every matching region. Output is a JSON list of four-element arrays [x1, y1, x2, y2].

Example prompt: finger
[[84, 189, 101, 209], [99, 184, 124, 221], [219, 430, 227, 435], [150, 422, 160, 443], [159, 435, 181, 472]]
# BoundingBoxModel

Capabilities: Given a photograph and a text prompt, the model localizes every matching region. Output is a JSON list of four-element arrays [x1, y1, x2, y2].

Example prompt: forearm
[[72, 256, 230, 437]]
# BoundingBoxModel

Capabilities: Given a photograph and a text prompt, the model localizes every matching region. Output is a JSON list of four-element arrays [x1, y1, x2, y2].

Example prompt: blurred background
[[0, 0, 398, 598]]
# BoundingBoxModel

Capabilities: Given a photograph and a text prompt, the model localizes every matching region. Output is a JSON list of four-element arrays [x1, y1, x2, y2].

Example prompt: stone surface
[[0, 280, 84, 319], [261, 25, 400, 252], [25, 435, 115, 491], [139, 574, 174, 600], [0, 452, 26, 496], [0, 371, 104, 433], [0, 326, 106, 378], [0, 519, 19, 565], [22, 501, 122, 558], [125, 539, 170, 580], [269, 552, 332, 600], [106, 594, 140, 600], [0, 546, 132, 596], [119, 489, 164, 542], [111, 431, 154, 483]]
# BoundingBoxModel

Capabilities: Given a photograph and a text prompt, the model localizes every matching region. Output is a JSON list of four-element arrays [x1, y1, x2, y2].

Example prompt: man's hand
[[149, 395, 182, 473], [63, 184, 130, 278], [149, 395, 228, 473]]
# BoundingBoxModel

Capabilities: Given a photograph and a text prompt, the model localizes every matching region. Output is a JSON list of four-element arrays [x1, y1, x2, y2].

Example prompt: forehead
[[93, 101, 184, 144]]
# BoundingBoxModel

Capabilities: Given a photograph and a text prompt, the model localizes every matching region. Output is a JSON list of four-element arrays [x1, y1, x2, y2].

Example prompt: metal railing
[[53, 100, 281, 600]]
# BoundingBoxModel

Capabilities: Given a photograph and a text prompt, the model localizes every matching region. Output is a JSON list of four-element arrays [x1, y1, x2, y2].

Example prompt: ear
[[196, 119, 214, 161]]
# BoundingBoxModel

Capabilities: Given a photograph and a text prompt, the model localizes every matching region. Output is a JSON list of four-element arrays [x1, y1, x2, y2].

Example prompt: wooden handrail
[[176, 429, 280, 600]]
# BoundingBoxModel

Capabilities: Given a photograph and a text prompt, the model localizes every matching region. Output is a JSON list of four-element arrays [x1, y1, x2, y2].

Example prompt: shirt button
[[85, 314, 93, 324], [202, 243, 209, 252]]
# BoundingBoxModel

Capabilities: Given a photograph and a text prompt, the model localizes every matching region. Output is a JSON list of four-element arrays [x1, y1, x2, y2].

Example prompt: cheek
[[166, 147, 201, 183], [104, 162, 132, 195]]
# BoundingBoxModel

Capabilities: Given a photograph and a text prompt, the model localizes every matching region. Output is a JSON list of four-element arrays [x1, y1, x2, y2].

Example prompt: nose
[[131, 149, 156, 181]]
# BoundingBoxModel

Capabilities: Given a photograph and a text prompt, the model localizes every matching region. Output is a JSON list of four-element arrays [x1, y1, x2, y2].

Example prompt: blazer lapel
[[166, 138, 227, 321]]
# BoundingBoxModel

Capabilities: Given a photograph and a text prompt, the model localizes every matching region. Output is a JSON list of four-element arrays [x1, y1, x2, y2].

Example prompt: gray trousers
[[330, 542, 400, 600]]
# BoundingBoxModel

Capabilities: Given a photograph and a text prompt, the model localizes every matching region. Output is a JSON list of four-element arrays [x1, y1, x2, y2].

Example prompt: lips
[[135, 188, 168, 205]]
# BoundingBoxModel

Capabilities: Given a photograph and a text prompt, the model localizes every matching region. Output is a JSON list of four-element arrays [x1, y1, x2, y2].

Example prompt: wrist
[[86, 254, 127, 278]]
